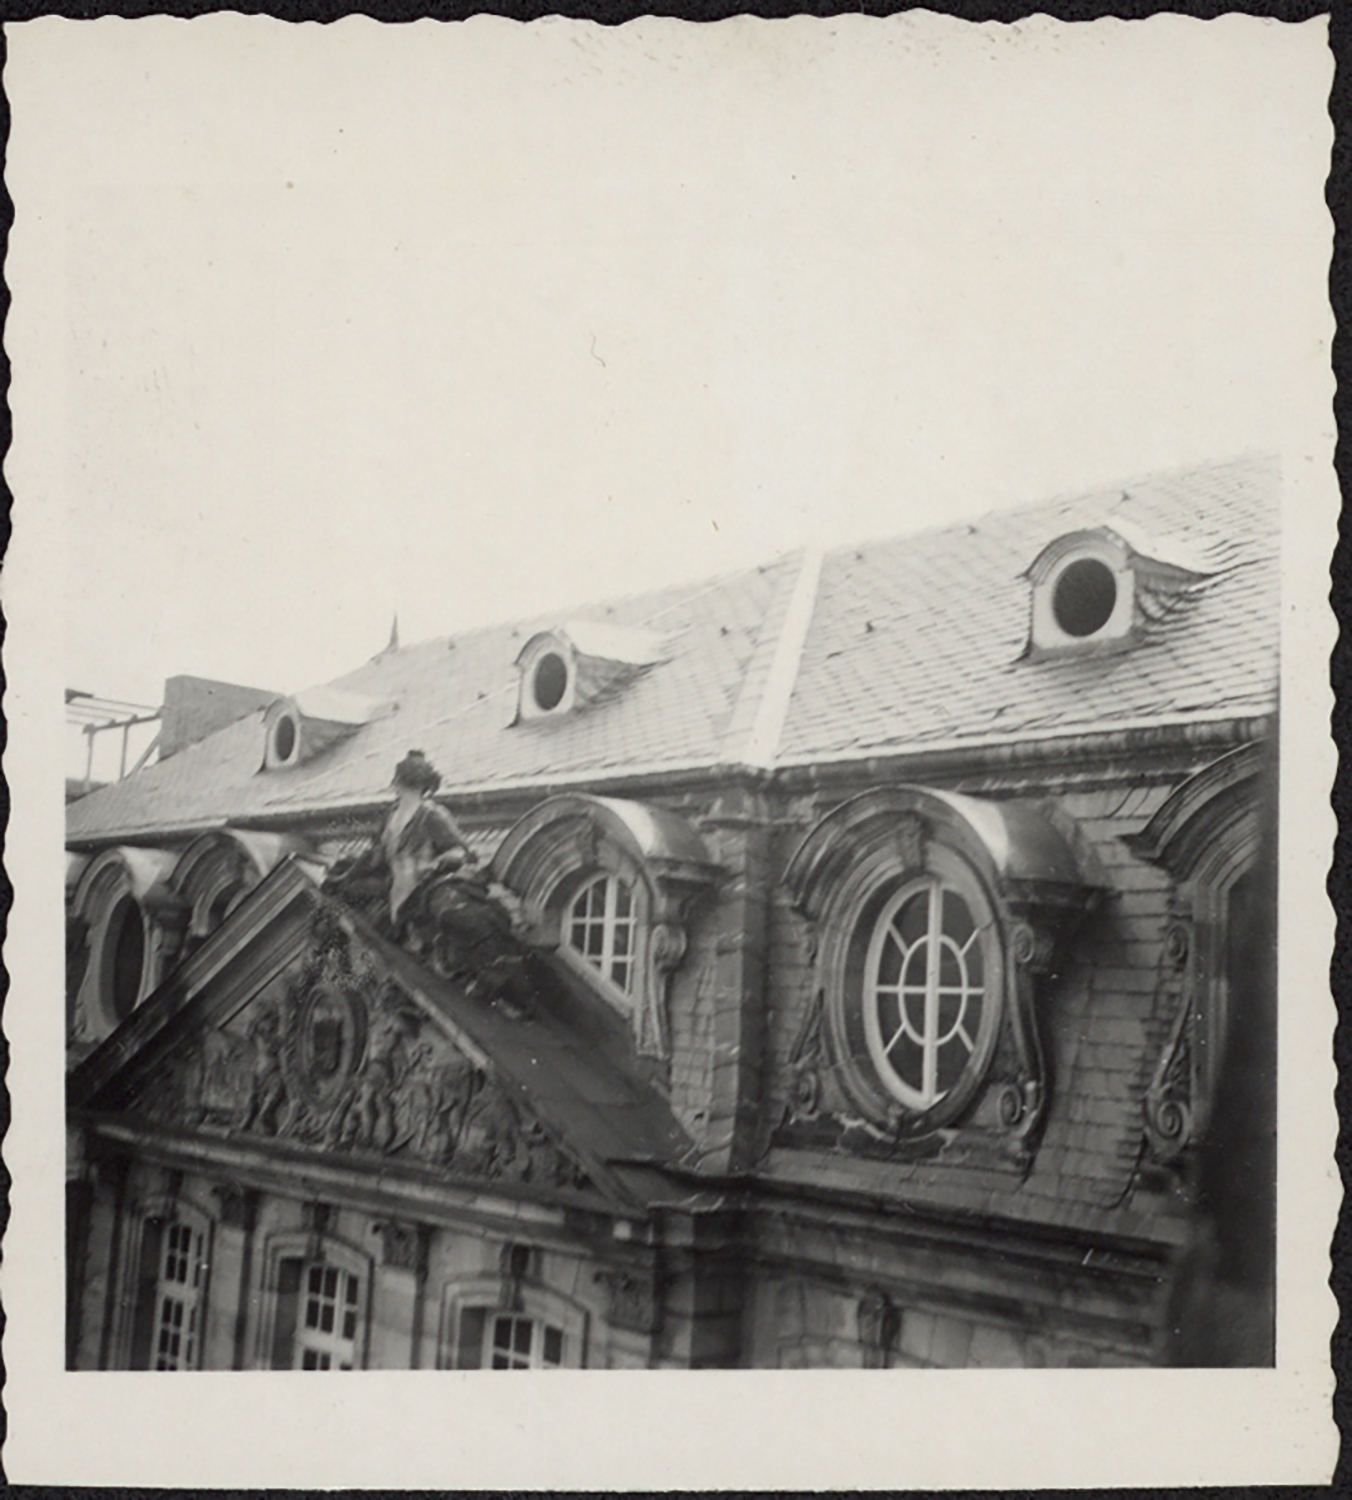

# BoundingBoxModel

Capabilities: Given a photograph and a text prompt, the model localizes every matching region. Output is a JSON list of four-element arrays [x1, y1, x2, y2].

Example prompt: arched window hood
[[785, 785, 1092, 935], [493, 793, 716, 901], [493, 793, 719, 1057], [171, 828, 319, 947]]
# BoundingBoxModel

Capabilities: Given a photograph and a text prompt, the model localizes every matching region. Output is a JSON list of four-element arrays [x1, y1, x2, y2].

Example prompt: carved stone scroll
[[1143, 919, 1196, 1163]]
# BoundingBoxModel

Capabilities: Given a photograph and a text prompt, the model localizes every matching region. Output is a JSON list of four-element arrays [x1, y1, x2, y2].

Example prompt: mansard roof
[[67, 455, 1277, 845], [777, 453, 1278, 764]]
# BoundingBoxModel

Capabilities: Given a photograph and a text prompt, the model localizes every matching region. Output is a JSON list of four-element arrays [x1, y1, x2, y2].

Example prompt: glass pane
[[897, 891, 930, 946], [492, 1318, 512, 1350], [939, 943, 962, 989], [877, 932, 902, 987], [936, 991, 964, 1040], [304, 1302, 319, 1329], [936, 1037, 969, 1094], [543, 1326, 563, 1366], [615, 883, 632, 918], [320, 1303, 335, 1334], [901, 988, 926, 1037], [875, 991, 902, 1045], [345, 1275, 358, 1305], [303, 1349, 318, 1369], [586, 927, 604, 957], [942, 889, 975, 946], [343, 1311, 357, 1340], [891, 1034, 924, 1092], [513, 1319, 533, 1355], [613, 926, 630, 957], [902, 943, 929, 988], [456, 1307, 487, 1370]]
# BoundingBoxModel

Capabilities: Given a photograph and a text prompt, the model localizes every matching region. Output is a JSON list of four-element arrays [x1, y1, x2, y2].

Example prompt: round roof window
[[1052, 557, 1118, 638], [106, 894, 146, 1022], [271, 711, 299, 765], [532, 652, 569, 712]]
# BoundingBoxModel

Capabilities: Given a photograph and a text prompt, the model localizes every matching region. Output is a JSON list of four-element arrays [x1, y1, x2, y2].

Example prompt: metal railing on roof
[[66, 689, 163, 791]]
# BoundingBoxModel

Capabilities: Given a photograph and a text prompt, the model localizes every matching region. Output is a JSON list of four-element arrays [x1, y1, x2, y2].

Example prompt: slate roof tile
[[778, 454, 1277, 763], [68, 560, 791, 842], [68, 455, 1279, 854]]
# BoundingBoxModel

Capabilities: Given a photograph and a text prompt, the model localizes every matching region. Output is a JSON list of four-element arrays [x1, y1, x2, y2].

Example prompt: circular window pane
[[863, 880, 989, 1112], [272, 713, 298, 763], [1052, 557, 1118, 638], [532, 652, 569, 712]]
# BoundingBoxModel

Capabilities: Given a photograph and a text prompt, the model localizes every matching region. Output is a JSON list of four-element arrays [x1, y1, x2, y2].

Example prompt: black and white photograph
[[2, 10, 1339, 1488]]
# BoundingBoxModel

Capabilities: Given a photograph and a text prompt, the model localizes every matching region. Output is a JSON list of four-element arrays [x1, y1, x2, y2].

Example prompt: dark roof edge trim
[[65, 714, 1270, 854]]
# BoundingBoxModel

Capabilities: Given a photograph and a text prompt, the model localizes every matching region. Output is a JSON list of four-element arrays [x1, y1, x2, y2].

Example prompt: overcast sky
[[8, 14, 1332, 724]]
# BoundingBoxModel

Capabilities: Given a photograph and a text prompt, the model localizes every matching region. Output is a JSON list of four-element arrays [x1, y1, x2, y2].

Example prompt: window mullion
[[601, 876, 617, 975], [923, 883, 942, 1103]]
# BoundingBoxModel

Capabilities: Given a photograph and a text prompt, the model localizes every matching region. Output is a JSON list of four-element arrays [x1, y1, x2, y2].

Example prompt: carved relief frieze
[[136, 908, 592, 1193]]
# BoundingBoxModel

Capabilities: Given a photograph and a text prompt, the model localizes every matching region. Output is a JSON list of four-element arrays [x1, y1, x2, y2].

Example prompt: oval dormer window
[[267, 707, 301, 768], [532, 653, 569, 714], [1026, 532, 1135, 655], [103, 893, 147, 1023], [1052, 557, 1118, 638]]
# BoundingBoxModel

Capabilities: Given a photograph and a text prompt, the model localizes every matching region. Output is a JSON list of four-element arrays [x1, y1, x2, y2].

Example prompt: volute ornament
[[1143, 918, 1197, 1164]]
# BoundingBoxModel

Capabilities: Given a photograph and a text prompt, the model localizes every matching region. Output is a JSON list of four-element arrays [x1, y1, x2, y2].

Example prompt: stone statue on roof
[[324, 751, 531, 1016], [381, 750, 476, 924]]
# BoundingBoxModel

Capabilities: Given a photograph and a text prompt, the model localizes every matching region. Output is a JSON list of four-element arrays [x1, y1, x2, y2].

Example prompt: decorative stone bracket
[[593, 1265, 659, 1335], [1124, 744, 1266, 1170], [1142, 919, 1197, 1164]]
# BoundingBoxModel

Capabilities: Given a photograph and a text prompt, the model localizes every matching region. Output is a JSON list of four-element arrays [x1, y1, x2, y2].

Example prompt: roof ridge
[[723, 546, 823, 771]]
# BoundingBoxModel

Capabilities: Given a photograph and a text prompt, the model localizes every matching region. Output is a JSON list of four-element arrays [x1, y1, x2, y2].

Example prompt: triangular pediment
[[70, 858, 690, 1208]]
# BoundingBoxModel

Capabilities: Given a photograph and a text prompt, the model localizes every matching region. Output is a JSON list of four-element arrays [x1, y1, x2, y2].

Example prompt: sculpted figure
[[324, 750, 475, 934], [380, 751, 476, 927], [242, 1003, 289, 1136], [335, 1008, 412, 1152], [325, 750, 532, 1016]]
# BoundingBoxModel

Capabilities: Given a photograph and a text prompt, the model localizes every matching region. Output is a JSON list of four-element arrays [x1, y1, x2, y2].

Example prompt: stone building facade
[[65, 456, 1278, 1369]]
